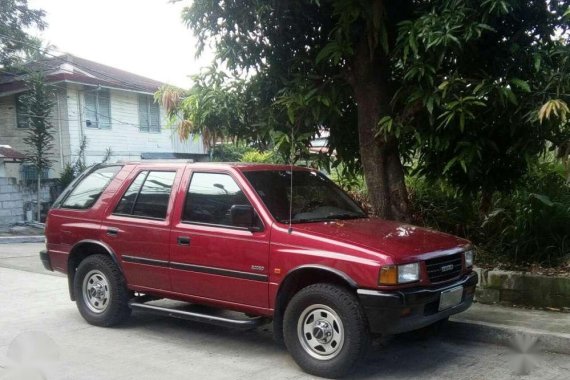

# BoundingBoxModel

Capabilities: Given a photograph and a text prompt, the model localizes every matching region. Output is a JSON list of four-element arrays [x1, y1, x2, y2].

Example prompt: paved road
[[1, 243, 569, 380]]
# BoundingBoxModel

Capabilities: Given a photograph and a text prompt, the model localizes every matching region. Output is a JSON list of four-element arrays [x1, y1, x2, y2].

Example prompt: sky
[[28, 0, 214, 88]]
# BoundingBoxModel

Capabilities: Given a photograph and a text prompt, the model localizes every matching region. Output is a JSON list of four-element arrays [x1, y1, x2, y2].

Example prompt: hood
[[291, 217, 469, 262]]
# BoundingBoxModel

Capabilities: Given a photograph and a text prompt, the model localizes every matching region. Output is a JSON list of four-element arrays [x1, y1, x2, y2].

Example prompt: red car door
[[100, 166, 182, 291], [169, 169, 270, 309]]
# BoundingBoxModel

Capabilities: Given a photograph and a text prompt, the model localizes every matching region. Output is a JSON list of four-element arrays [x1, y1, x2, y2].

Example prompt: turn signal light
[[379, 265, 398, 285]]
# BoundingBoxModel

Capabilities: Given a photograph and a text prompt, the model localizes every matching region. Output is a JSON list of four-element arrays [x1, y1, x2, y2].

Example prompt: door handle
[[107, 227, 119, 237], [177, 236, 191, 246]]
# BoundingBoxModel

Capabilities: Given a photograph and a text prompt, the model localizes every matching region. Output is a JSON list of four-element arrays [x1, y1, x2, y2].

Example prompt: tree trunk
[[36, 174, 41, 222], [350, 36, 410, 221]]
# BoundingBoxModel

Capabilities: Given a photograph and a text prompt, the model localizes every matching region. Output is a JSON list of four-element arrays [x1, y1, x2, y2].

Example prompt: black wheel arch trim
[[67, 239, 124, 301], [272, 265, 358, 349], [283, 264, 358, 289]]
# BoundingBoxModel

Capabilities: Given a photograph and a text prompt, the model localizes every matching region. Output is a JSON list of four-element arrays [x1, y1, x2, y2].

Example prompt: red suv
[[41, 162, 477, 378]]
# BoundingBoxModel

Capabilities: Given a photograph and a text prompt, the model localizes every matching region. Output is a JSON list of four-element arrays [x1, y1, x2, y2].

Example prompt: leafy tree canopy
[[0, 0, 46, 67], [164, 0, 570, 219]]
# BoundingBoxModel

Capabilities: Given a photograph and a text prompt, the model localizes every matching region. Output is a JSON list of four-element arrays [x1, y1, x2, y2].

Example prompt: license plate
[[439, 286, 463, 311]]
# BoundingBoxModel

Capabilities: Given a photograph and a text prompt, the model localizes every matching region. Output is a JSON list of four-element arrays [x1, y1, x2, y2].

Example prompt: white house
[[0, 53, 206, 181], [0, 54, 206, 224]]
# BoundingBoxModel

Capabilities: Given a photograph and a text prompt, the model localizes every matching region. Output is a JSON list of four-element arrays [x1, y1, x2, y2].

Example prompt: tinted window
[[132, 171, 176, 219], [113, 171, 176, 219], [243, 170, 366, 223], [61, 166, 121, 209], [183, 172, 250, 227], [113, 171, 147, 215]]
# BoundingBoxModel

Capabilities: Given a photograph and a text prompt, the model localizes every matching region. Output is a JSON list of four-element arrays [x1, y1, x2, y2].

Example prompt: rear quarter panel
[[45, 165, 134, 273]]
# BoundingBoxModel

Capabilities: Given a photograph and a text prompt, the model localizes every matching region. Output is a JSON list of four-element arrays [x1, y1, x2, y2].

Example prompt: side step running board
[[129, 301, 269, 330]]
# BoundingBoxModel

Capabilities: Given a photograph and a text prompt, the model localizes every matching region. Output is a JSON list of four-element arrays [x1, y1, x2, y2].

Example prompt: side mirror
[[230, 204, 261, 231]]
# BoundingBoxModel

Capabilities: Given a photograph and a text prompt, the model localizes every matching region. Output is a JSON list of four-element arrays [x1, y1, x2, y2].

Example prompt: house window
[[84, 88, 111, 129], [15, 94, 29, 129], [138, 94, 160, 133], [20, 164, 49, 182]]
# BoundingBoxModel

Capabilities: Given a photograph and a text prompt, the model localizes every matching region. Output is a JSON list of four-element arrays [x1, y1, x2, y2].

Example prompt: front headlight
[[464, 250, 474, 267], [379, 262, 420, 285], [398, 263, 420, 283]]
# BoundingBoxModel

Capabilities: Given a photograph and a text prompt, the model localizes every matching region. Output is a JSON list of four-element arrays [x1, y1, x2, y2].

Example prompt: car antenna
[[288, 128, 294, 234]]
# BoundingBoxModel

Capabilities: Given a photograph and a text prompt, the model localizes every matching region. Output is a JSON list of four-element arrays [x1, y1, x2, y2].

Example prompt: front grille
[[426, 253, 463, 283]]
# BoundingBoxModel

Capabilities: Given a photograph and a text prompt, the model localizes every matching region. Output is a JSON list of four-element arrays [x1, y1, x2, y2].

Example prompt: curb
[[473, 267, 570, 309], [445, 319, 570, 355], [0, 235, 44, 244]]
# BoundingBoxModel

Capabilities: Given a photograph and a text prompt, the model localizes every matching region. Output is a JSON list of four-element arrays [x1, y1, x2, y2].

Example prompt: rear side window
[[114, 171, 176, 220], [61, 166, 121, 209]]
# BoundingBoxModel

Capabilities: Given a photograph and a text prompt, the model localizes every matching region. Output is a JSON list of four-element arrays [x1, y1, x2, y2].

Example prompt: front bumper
[[357, 271, 478, 335], [39, 250, 53, 272]]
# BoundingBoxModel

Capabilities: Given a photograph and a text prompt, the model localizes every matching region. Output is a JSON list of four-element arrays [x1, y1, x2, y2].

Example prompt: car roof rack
[[115, 159, 195, 164]]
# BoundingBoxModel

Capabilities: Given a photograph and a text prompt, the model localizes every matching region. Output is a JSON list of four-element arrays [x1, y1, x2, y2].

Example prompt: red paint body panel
[[288, 218, 469, 260], [169, 167, 270, 308], [45, 162, 473, 318]]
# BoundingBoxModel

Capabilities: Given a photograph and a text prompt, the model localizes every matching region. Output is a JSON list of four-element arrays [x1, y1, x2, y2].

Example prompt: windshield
[[243, 170, 367, 223]]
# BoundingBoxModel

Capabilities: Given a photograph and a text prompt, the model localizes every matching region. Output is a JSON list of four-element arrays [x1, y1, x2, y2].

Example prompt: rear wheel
[[74, 254, 131, 326], [283, 284, 369, 378]]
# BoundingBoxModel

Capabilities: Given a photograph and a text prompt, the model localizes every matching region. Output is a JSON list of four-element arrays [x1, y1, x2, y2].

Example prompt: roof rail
[[114, 159, 195, 164]]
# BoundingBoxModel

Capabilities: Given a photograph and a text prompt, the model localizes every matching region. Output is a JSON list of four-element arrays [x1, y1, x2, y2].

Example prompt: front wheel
[[283, 284, 369, 378], [73, 254, 131, 327]]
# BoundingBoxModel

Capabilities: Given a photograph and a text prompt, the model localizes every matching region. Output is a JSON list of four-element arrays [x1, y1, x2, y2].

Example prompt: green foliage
[[180, 0, 568, 178], [408, 160, 570, 266], [58, 136, 92, 189], [176, 0, 569, 222], [0, 0, 46, 67], [158, 66, 250, 149], [211, 144, 280, 163], [240, 150, 275, 163], [175, 0, 362, 170], [58, 163, 76, 190], [480, 161, 570, 265], [211, 144, 252, 162], [389, 0, 570, 195], [21, 71, 55, 175]]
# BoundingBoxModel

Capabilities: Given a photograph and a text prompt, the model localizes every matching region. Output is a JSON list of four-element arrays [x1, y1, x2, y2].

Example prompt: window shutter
[[98, 89, 111, 129], [84, 90, 97, 128], [138, 94, 149, 132], [149, 99, 160, 132]]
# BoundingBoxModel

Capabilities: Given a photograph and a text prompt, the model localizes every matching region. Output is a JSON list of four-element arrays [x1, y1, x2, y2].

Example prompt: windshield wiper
[[323, 213, 367, 220], [285, 213, 366, 224], [289, 217, 331, 224]]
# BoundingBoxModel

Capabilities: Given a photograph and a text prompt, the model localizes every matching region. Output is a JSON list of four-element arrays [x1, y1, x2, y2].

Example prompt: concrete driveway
[[0, 243, 569, 379]]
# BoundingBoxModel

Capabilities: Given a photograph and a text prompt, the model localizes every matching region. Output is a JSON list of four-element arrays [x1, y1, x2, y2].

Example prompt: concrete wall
[[475, 268, 570, 308], [65, 84, 206, 166], [0, 177, 50, 226]]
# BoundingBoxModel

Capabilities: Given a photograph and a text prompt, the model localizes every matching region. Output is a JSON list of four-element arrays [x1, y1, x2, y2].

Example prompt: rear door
[[100, 167, 182, 291], [169, 169, 270, 308]]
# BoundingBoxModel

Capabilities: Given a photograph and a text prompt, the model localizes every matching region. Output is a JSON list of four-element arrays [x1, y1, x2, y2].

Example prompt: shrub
[[480, 161, 570, 266], [211, 144, 251, 162], [241, 149, 275, 163], [407, 160, 570, 267]]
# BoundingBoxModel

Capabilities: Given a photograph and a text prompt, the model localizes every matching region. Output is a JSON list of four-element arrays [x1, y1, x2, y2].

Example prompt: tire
[[283, 284, 369, 378], [73, 254, 131, 327]]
